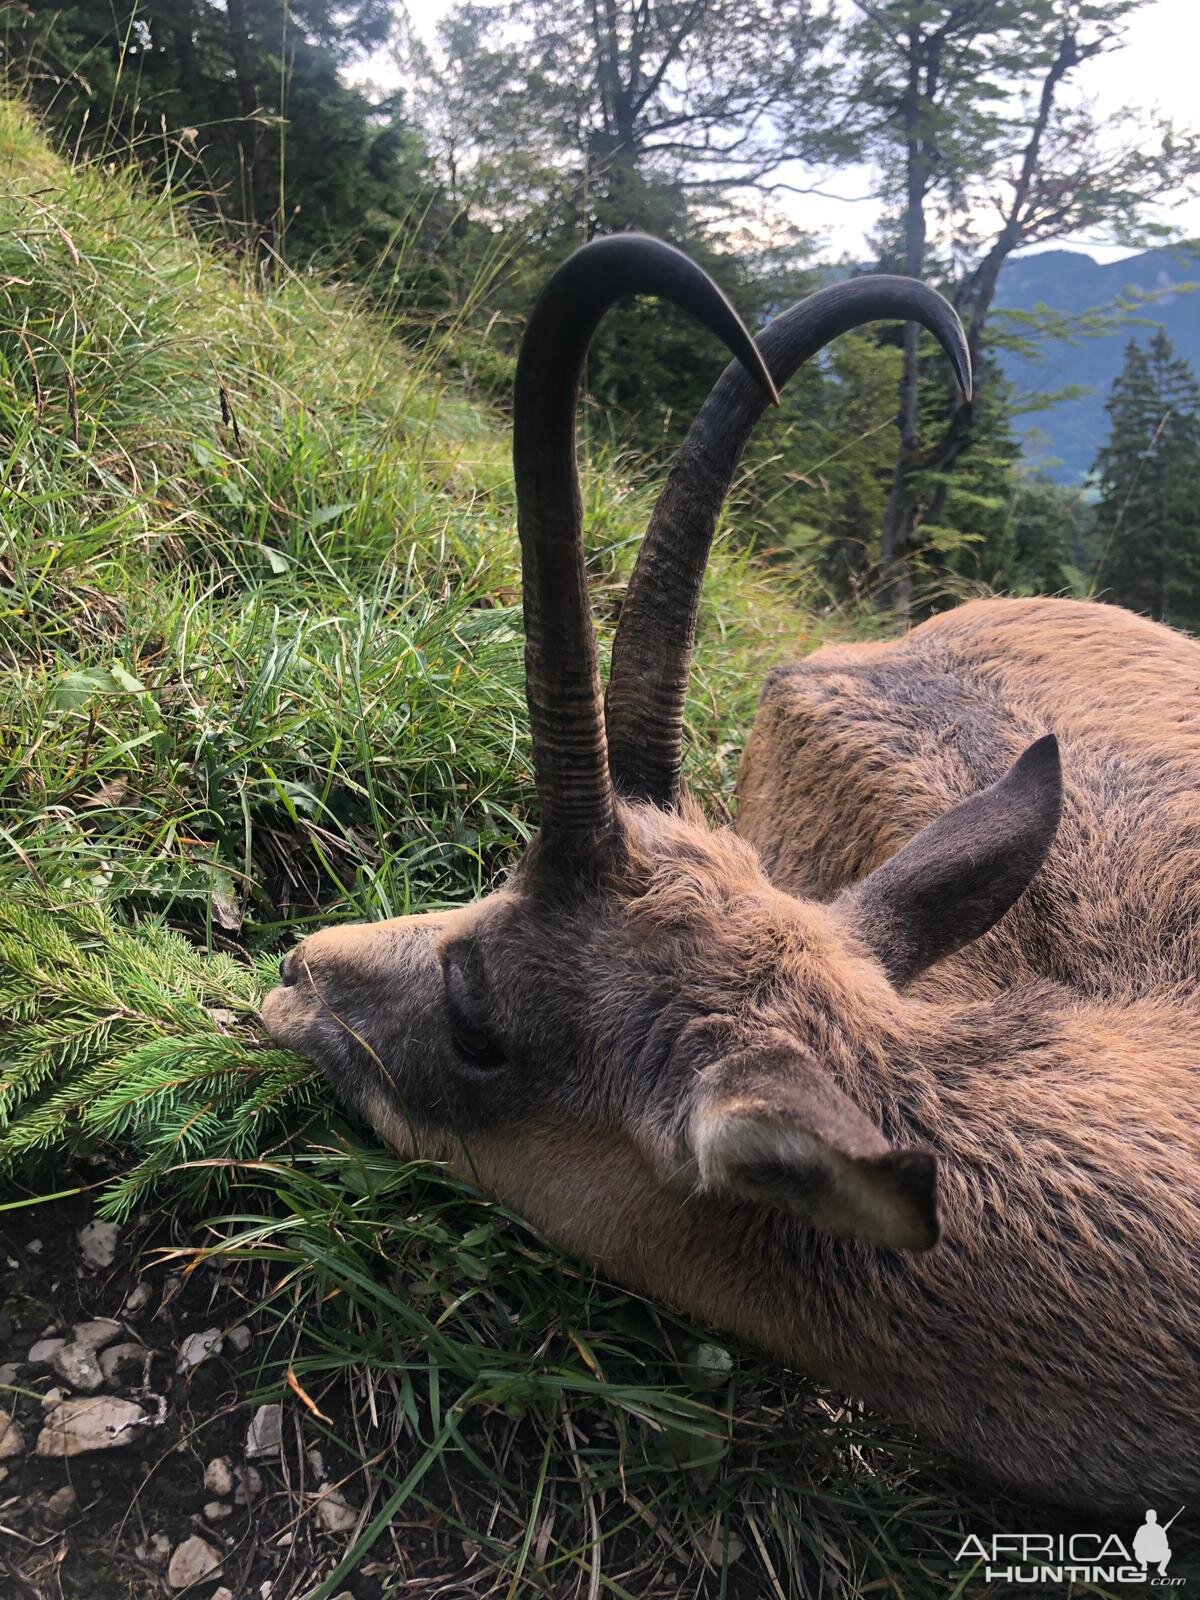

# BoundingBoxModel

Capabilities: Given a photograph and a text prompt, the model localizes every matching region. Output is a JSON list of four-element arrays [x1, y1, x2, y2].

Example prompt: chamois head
[[262, 236, 1060, 1254]]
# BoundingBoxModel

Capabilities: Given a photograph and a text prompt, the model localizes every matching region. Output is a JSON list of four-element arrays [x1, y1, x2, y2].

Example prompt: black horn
[[604, 276, 971, 809], [513, 234, 776, 840]]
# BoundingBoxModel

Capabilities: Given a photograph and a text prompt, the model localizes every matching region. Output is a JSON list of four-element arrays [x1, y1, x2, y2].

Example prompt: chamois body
[[730, 593, 1200, 1508], [261, 240, 1198, 1514]]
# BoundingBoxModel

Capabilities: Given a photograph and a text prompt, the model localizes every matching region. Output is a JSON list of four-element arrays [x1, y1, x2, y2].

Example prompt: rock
[[203, 1500, 232, 1523], [27, 1337, 65, 1367], [167, 1535, 222, 1589], [225, 1324, 251, 1355], [44, 1485, 78, 1523], [275, 1532, 293, 1548], [0, 1363, 19, 1387], [313, 1488, 358, 1534], [35, 1396, 148, 1456], [306, 1446, 327, 1480], [72, 1318, 121, 1351], [212, 1590, 235, 1600], [52, 1340, 105, 1393], [204, 1456, 235, 1497], [685, 1341, 734, 1391], [123, 1281, 153, 1316], [41, 1387, 67, 1407], [245, 1403, 282, 1459], [234, 1465, 262, 1504], [100, 1342, 148, 1383], [695, 1528, 745, 1566], [77, 1220, 119, 1270], [26, 1238, 42, 1256], [0, 1410, 23, 1459], [177, 1328, 223, 1372]]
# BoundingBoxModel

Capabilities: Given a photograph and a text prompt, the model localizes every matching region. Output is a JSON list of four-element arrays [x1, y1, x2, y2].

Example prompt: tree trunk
[[225, 0, 264, 236], [877, 24, 928, 614]]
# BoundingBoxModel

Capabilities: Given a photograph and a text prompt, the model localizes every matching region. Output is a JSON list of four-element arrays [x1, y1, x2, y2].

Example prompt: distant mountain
[[994, 244, 1200, 483]]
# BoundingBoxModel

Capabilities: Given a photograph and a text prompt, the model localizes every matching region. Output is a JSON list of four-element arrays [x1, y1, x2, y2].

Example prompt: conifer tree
[[1093, 332, 1200, 629]]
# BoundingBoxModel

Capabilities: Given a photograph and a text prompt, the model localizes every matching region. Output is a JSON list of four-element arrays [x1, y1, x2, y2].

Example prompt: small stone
[[204, 1457, 235, 1496], [123, 1281, 153, 1316], [35, 1395, 148, 1455], [150, 1533, 172, 1564], [44, 1485, 77, 1523], [167, 1535, 222, 1589], [41, 1386, 67, 1406], [77, 1220, 120, 1269], [26, 1238, 42, 1255], [225, 1324, 251, 1354], [72, 1318, 121, 1351], [245, 1403, 282, 1459], [260, 1584, 273, 1599], [178, 1328, 223, 1372], [0, 1410, 24, 1459], [203, 1500, 232, 1523], [212, 1590, 235, 1600], [313, 1487, 358, 1534], [306, 1446, 327, 1480], [52, 1341, 105, 1393], [234, 1465, 262, 1504], [100, 1342, 148, 1383], [275, 1532, 293, 1548], [27, 1337, 65, 1367], [695, 1528, 746, 1566], [685, 1342, 734, 1391], [0, 1363, 20, 1387]]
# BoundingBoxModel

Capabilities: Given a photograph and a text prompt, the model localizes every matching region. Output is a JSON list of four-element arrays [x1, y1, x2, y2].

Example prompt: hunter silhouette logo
[[1135, 1510, 1183, 1578], [955, 1508, 1187, 1586]]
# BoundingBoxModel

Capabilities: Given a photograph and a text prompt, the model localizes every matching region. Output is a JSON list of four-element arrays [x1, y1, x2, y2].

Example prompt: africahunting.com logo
[[956, 1507, 1186, 1585]]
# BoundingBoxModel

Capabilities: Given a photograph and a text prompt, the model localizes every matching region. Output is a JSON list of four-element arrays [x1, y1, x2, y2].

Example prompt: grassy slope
[[0, 101, 1125, 1598]]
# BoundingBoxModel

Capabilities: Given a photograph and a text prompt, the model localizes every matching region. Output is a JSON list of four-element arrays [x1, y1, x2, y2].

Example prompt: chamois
[[262, 235, 1200, 1511]]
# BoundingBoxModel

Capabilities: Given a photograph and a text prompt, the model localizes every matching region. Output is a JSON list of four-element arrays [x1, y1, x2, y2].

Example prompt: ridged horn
[[513, 233, 777, 840], [604, 275, 971, 808]]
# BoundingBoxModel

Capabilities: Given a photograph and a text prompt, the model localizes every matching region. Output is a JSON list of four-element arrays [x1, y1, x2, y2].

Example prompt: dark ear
[[837, 735, 1061, 986], [688, 1034, 939, 1251]]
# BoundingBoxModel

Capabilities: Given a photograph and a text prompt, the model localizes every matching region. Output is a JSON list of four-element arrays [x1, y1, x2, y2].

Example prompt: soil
[[0, 1192, 430, 1600]]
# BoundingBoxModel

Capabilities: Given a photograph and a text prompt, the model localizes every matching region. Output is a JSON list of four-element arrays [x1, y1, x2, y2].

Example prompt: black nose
[[279, 949, 299, 986]]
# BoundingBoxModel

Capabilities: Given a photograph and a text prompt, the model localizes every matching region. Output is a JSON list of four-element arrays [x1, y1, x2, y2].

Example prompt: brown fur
[[262, 594, 1200, 1511]]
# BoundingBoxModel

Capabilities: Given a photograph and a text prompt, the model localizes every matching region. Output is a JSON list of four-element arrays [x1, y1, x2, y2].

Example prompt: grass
[[0, 96, 1171, 1598]]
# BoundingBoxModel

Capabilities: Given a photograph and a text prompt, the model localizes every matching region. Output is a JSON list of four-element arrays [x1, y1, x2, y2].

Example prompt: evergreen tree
[[1093, 332, 1200, 629], [4, 0, 426, 263]]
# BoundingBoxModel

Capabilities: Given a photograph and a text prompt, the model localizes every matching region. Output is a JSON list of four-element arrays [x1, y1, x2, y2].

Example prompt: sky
[[359, 0, 1200, 264]]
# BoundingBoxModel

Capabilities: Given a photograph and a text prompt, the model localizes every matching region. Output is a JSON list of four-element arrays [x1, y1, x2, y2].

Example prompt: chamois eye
[[449, 1019, 504, 1069]]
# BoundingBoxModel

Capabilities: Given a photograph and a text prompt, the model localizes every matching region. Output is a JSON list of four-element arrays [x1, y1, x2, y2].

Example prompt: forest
[[1, 3, 1199, 1597], [10, 0, 1200, 618]]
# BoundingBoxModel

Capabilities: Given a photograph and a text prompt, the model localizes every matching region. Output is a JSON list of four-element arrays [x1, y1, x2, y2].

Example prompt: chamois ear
[[688, 1034, 939, 1251], [838, 734, 1062, 987]]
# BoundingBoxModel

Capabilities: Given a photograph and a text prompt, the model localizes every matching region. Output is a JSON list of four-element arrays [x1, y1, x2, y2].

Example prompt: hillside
[[996, 242, 1200, 481], [0, 100, 960, 1600], [9, 97, 1189, 1600]]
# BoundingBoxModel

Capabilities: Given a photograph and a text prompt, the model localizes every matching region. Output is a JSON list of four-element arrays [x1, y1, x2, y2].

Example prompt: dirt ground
[[0, 1192, 461, 1600]]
